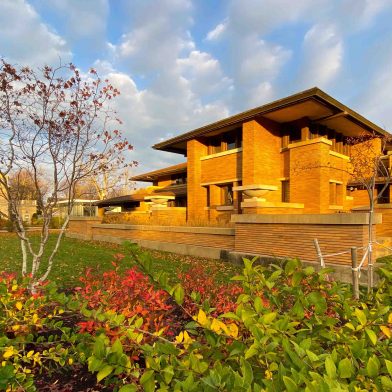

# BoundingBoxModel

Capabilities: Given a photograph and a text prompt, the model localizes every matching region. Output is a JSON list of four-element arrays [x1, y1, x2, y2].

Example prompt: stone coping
[[200, 147, 242, 161], [92, 223, 235, 235], [288, 137, 332, 149], [353, 204, 392, 210], [241, 201, 304, 209], [329, 150, 350, 161], [231, 213, 382, 225]]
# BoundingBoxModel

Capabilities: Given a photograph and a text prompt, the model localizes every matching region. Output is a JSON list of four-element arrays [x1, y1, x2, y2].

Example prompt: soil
[[34, 365, 112, 392]]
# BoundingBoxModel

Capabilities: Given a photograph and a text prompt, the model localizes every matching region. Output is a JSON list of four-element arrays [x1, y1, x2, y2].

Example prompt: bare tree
[[0, 60, 134, 288], [296, 133, 391, 290], [75, 165, 136, 200], [348, 133, 392, 289]]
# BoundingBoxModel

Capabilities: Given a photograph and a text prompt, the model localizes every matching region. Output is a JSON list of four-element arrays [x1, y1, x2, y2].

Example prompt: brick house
[[132, 87, 390, 224]]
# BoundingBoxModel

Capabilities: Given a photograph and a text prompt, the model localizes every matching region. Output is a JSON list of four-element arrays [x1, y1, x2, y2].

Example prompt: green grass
[[0, 233, 240, 288]]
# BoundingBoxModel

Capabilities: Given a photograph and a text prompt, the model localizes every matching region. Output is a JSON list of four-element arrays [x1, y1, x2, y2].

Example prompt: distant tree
[[75, 165, 136, 200], [0, 60, 134, 288]]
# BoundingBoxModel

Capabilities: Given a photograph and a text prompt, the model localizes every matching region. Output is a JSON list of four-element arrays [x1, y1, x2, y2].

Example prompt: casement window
[[208, 128, 242, 154], [289, 127, 302, 144], [281, 180, 290, 203], [376, 184, 390, 204], [220, 184, 234, 206], [329, 182, 343, 205]]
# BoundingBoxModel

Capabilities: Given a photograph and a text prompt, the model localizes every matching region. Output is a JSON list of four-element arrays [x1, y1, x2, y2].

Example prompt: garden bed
[[0, 235, 391, 391]]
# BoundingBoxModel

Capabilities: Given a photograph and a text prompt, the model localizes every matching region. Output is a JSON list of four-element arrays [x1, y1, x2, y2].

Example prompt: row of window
[[207, 128, 242, 155], [281, 124, 351, 155], [206, 124, 351, 157], [166, 181, 388, 208]]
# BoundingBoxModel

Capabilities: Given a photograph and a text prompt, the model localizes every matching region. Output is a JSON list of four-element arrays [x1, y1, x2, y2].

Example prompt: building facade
[[132, 88, 390, 224]]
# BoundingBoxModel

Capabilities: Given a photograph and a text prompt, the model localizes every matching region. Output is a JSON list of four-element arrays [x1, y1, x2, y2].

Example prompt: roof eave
[[153, 87, 389, 152]]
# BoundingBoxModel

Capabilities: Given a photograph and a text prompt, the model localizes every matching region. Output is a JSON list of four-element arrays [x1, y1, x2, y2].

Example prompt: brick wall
[[187, 138, 208, 221], [68, 213, 379, 266], [91, 224, 235, 250], [353, 205, 392, 237], [67, 217, 102, 240], [201, 151, 242, 184], [232, 213, 378, 265], [289, 138, 331, 213], [242, 119, 282, 203]]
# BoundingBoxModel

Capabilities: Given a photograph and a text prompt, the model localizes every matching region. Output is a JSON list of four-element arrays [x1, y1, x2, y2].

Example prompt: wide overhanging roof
[[131, 162, 187, 182], [153, 87, 390, 154], [94, 194, 145, 207]]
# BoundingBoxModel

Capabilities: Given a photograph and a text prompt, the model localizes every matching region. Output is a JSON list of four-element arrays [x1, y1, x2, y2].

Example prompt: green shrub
[[79, 251, 392, 391], [1, 253, 391, 390], [50, 216, 66, 229]]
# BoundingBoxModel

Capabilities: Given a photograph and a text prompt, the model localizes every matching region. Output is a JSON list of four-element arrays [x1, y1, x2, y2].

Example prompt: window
[[221, 184, 233, 205], [377, 184, 390, 204], [207, 128, 242, 154], [329, 182, 343, 205], [171, 173, 187, 185], [226, 133, 237, 150], [209, 137, 222, 154], [168, 198, 187, 207], [289, 127, 302, 144], [329, 182, 337, 205], [281, 180, 290, 202]]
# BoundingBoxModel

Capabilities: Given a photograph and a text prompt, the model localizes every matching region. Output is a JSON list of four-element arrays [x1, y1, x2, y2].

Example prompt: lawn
[[0, 233, 240, 287]]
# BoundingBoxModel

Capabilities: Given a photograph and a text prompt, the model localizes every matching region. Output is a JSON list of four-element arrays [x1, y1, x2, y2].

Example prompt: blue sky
[[1, 0, 392, 174]]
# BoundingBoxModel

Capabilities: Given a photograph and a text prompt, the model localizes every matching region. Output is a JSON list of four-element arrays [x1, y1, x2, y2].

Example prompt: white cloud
[[206, 21, 228, 41], [238, 38, 291, 84], [99, 0, 234, 173], [0, 0, 71, 65], [176, 50, 233, 96], [227, 0, 326, 36], [297, 24, 343, 89], [339, 0, 392, 30], [247, 81, 274, 108], [116, 0, 194, 73]]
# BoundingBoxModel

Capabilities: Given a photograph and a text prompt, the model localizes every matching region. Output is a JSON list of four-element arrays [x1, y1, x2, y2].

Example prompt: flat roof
[[94, 194, 146, 206], [131, 162, 187, 182], [153, 87, 390, 154]]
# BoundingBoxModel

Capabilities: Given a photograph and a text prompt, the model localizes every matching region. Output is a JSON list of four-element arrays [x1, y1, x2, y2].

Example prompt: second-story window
[[208, 128, 242, 154]]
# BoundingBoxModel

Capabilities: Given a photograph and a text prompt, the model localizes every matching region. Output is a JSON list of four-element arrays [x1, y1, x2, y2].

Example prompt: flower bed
[[1, 247, 391, 391]]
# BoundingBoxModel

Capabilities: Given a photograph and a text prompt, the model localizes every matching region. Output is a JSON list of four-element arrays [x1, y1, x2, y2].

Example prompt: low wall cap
[[231, 213, 382, 225]]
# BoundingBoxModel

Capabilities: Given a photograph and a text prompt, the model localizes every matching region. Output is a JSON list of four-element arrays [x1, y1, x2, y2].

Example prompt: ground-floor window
[[220, 184, 233, 206], [281, 180, 290, 202]]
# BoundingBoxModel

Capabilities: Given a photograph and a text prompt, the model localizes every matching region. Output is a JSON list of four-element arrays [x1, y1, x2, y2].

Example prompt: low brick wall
[[66, 217, 102, 241], [67, 213, 380, 267], [231, 213, 380, 265], [67, 218, 235, 258], [352, 205, 392, 237], [91, 224, 234, 249], [102, 208, 187, 226]]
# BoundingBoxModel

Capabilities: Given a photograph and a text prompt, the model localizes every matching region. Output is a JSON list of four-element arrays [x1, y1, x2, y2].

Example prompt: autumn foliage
[[1, 250, 391, 391]]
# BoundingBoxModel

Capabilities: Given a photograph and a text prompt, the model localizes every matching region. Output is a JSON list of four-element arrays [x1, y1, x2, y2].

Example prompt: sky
[[1, 0, 392, 176]]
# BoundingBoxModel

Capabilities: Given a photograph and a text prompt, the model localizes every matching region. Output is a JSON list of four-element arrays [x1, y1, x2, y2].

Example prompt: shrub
[[1, 250, 391, 390], [0, 273, 91, 391]]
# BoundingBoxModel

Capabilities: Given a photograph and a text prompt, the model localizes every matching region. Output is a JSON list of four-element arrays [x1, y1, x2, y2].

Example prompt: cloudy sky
[[1, 0, 392, 175]]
